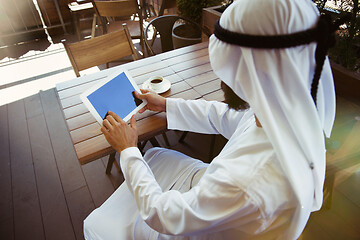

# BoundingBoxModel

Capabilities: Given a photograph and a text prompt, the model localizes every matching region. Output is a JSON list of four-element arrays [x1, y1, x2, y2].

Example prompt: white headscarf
[[209, 0, 335, 238]]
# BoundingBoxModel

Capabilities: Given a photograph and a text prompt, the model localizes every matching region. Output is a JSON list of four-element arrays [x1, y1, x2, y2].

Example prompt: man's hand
[[101, 111, 138, 153], [135, 89, 166, 113]]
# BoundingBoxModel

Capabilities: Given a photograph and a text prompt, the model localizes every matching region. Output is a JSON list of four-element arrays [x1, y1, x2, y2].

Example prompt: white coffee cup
[[149, 76, 164, 92]]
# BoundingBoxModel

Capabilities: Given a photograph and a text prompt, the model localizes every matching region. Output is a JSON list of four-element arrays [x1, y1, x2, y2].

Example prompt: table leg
[[106, 152, 116, 174]]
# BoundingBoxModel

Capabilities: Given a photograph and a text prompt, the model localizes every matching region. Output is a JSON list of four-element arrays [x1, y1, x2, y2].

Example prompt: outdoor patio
[[0, 2, 360, 239]]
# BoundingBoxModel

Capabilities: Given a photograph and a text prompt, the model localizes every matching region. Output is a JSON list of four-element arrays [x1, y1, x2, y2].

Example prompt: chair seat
[[145, 13, 177, 23], [68, 2, 95, 40], [68, 2, 93, 12], [107, 20, 141, 38]]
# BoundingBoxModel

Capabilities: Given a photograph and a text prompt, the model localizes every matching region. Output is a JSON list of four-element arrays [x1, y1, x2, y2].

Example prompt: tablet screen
[[80, 69, 147, 124]]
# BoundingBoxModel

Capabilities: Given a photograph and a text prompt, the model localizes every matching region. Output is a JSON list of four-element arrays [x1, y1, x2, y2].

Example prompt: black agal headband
[[214, 14, 350, 105]]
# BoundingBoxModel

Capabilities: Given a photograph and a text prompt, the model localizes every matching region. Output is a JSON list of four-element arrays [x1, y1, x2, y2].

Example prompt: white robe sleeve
[[120, 147, 261, 236], [166, 98, 248, 139]]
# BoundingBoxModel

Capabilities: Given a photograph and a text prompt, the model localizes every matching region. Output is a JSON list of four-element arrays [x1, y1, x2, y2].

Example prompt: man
[[84, 0, 344, 238]]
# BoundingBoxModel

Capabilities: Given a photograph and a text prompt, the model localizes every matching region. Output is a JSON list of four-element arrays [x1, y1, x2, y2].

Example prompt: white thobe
[[84, 98, 297, 239]]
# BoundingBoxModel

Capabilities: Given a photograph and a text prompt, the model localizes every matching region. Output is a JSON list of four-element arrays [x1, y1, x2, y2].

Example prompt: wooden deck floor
[[0, 86, 225, 240], [1, 87, 359, 240]]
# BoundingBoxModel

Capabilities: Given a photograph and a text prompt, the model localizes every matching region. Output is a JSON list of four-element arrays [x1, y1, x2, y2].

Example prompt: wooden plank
[[58, 78, 104, 100], [67, 112, 96, 131], [161, 80, 193, 98], [185, 71, 218, 87], [40, 88, 87, 194], [122, 54, 162, 70], [170, 88, 202, 100], [0, 105, 14, 240], [56, 56, 162, 92], [202, 7, 221, 36], [56, 70, 109, 91], [202, 89, 225, 102], [24, 94, 43, 119], [68, 108, 161, 144], [60, 94, 82, 109], [159, 41, 208, 60], [331, 62, 360, 101], [164, 73, 183, 84], [82, 160, 115, 207], [177, 63, 213, 80], [133, 67, 175, 85], [65, 186, 95, 240], [128, 60, 172, 78], [162, 48, 209, 67], [193, 78, 222, 97], [170, 55, 210, 73], [332, 187, 360, 233], [74, 113, 168, 164], [310, 199, 360, 239], [71, 122, 102, 144], [8, 100, 45, 240], [100, 156, 125, 189], [64, 103, 88, 120], [26, 112, 76, 240]]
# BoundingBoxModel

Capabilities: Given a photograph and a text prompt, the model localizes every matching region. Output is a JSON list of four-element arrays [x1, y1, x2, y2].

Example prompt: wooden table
[[55, 41, 224, 172]]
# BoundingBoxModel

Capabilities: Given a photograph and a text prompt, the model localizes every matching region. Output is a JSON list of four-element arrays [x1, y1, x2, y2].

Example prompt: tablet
[[80, 69, 147, 124]]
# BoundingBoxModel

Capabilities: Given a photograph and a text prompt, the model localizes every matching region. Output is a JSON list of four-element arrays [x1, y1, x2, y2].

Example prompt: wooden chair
[[91, 0, 145, 56], [146, 0, 177, 20], [62, 23, 138, 77], [144, 0, 177, 48], [68, 0, 96, 40], [144, 15, 202, 56]]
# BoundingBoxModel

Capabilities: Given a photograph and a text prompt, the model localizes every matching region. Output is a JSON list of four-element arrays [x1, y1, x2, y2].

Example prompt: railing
[[0, 0, 67, 46]]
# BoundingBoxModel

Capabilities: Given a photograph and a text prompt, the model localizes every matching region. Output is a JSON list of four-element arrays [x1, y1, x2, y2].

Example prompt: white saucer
[[142, 78, 171, 94]]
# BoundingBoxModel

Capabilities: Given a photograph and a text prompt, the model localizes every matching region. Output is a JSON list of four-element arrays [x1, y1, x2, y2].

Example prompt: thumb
[[136, 89, 150, 100], [134, 90, 145, 100], [130, 115, 137, 130]]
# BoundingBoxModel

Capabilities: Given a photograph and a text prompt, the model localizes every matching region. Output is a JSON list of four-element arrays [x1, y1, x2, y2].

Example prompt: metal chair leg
[[179, 131, 188, 143], [149, 137, 160, 147], [162, 132, 170, 146], [208, 135, 216, 161]]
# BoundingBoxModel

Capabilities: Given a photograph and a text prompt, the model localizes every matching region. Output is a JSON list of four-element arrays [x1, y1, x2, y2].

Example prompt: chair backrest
[[93, 0, 139, 17], [158, 0, 177, 16], [63, 24, 138, 77], [144, 15, 202, 55], [92, 0, 142, 33]]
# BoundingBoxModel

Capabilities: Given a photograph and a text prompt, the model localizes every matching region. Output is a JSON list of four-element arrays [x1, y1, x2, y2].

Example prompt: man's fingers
[[106, 115, 117, 125], [108, 111, 123, 123], [135, 90, 145, 99], [138, 106, 147, 113], [140, 89, 150, 94], [130, 115, 137, 130], [100, 126, 108, 135], [102, 120, 112, 131]]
